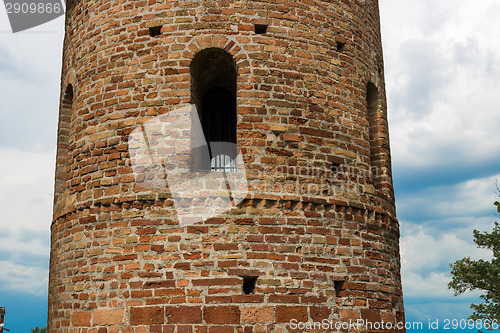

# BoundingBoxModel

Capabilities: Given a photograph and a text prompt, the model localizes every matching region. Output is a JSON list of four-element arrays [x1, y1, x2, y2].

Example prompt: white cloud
[[0, 227, 49, 295], [382, 1, 500, 310], [397, 173, 500, 224], [382, 0, 500, 170], [0, 148, 55, 231], [400, 222, 491, 299], [0, 260, 48, 296], [0, 228, 49, 259], [0, 148, 53, 295], [0, 7, 64, 299], [398, 174, 499, 301], [0, 15, 64, 151]]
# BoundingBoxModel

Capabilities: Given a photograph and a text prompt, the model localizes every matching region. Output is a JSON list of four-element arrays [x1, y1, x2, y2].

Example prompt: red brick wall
[[49, 0, 404, 331]]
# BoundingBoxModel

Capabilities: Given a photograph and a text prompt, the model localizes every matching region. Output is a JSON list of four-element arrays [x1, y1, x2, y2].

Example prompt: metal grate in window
[[210, 154, 236, 173]]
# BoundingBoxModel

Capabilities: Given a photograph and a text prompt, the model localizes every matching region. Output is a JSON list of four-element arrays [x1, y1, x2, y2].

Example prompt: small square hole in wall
[[254, 24, 268, 34], [337, 41, 346, 52], [334, 280, 345, 296], [149, 26, 162, 37], [242, 276, 258, 294], [331, 162, 341, 174]]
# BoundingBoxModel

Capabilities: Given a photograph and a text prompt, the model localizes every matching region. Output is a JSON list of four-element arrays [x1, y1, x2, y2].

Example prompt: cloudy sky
[[1, 0, 500, 331]]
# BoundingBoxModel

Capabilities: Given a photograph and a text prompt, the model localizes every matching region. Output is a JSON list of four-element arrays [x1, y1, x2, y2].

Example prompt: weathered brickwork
[[49, 0, 404, 332]]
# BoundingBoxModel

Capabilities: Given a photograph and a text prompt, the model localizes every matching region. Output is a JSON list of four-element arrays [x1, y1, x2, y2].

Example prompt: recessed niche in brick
[[149, 26, 162, 37], [242, 276, 258, 294], [334, 280, 345, 296], [337, 41, 346, 52], [254, 24, 268, 34], [367, 81, 380, 183], [63, 84, 74, 108], [54, 83, 73, 204]]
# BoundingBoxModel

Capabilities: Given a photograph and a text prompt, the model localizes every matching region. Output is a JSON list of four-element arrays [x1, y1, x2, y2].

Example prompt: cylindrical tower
[[49, 0, 404, 332]]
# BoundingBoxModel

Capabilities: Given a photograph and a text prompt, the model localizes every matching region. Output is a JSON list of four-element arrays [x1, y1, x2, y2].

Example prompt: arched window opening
[[367, 82, 378, 112], [54, 84, 73, 206], [190, 48, 237, 172]]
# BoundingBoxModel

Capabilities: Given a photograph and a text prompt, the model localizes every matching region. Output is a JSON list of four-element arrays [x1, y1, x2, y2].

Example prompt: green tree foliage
[[30, 327, 47, 333], [449, 200, 500, 322]]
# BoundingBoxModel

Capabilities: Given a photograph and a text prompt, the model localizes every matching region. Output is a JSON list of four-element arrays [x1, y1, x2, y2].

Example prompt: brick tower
[[49, 0, 404, 332]]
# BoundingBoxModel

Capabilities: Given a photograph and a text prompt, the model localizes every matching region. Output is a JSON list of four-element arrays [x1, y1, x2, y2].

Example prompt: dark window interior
[[190, 48, 237, 172], [201, 87, 237, 146]]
